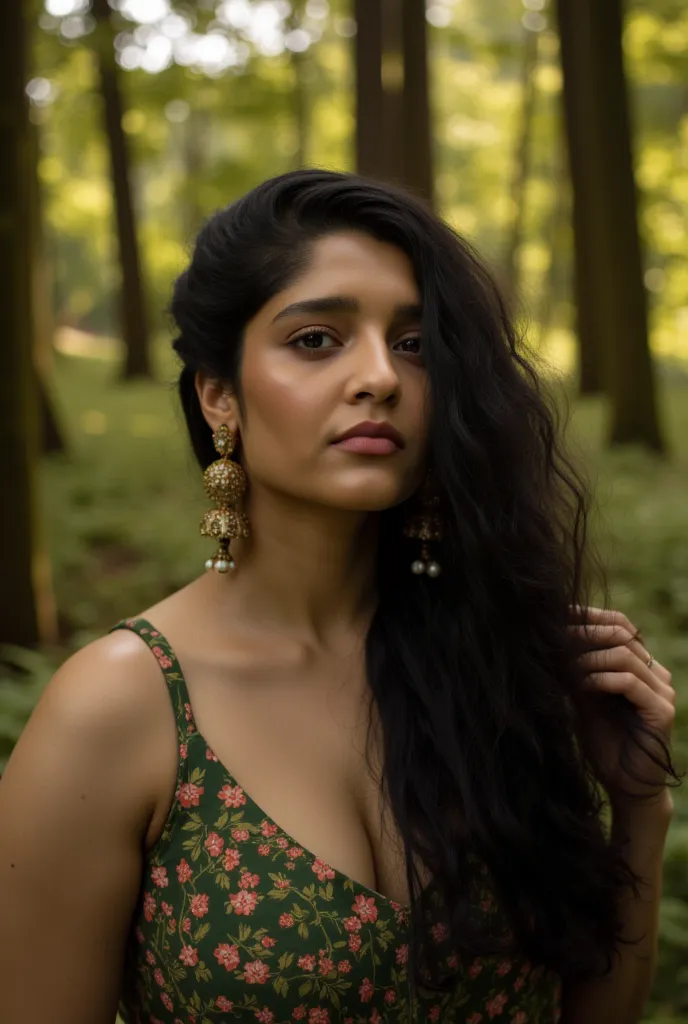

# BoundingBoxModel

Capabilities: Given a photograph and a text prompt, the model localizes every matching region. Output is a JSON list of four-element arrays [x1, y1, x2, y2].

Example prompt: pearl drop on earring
[[426, 561, 441, 578], [411, 559, 427, 575]]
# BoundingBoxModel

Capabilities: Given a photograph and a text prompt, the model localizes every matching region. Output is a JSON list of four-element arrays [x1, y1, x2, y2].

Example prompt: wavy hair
[[169, 169, 678, 998]]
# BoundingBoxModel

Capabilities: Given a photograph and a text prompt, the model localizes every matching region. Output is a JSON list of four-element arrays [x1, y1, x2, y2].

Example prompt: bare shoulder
[[0, 628, 177, 1023]]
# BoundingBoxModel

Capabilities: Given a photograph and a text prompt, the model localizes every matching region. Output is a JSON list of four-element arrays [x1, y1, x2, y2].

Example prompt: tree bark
[[502, 25, 539, 313], [92, 0, 151, 380], [354, 0, 386, 180], [401, 0, 434, 206], [557, 0, 664, 450], [0, 0, 57, 647]]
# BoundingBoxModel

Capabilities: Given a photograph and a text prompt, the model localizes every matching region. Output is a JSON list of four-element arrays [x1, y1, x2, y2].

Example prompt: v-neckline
[[126, 617, 415, 915]]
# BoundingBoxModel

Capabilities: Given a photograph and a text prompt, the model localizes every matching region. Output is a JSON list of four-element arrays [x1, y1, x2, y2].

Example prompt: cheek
[[239, 365, 328, 468]]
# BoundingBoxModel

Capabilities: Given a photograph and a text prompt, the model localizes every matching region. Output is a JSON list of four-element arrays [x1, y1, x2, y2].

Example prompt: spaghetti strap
[[108, 616, 197, 745]]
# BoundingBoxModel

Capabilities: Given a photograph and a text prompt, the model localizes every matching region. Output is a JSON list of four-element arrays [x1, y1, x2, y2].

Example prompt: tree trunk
[[354, 0, 386, 180], [502, 25, 540, 313], [0, 0, 57, 647], [288, 0, 310, 169], [29, 117, 65, 454], [557, 0, 664, 450], [92, 0, 151, 380], [401, 0, 434, 207]]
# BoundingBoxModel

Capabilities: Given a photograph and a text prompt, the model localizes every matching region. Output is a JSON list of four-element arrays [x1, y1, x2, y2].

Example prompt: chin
[[319, 480, 406, 513]]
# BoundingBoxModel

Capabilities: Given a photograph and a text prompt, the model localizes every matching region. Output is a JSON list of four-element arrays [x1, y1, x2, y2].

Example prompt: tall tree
[[0, 0, 57, 647], [355, 0, 434, 206], [557, 0, 664, 450], [355, 0, 386, 181], [92, 0, 151, 380]]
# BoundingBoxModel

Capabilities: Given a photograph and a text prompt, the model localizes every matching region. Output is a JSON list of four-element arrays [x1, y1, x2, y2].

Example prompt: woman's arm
[[560, 791, 674, 1024], [0, 632, 168, 1024]]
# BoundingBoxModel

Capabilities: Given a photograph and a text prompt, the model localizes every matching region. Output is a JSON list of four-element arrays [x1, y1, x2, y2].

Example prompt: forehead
[[278, 231, 419, 304]]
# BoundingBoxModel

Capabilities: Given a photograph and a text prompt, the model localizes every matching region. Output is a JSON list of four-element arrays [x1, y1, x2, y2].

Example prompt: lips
[[331, 421, 405, 449]]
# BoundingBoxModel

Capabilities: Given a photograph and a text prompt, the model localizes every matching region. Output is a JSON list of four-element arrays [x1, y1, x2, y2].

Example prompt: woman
[[0, 170, 678, 1024]]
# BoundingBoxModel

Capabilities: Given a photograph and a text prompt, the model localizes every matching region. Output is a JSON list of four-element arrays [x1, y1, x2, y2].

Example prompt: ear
[[195, 373, 242, 436]]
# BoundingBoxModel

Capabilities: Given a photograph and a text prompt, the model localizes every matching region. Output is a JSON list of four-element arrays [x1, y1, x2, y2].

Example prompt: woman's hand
[[568, 605, 676, 804]]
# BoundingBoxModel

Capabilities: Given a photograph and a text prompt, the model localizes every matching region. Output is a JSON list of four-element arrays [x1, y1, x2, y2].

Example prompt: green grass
[[3, 346, 688, 1020]]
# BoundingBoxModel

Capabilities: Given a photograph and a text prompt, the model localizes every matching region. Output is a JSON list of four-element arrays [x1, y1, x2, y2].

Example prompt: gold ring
[[647, 654, 655, 670]]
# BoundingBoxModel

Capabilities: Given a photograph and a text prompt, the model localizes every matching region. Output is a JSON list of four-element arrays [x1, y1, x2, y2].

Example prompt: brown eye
[[289, 330, 339, 353], [395, 336, 422, 355]]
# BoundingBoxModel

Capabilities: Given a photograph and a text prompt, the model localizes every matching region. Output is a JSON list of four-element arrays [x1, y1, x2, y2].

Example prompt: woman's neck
[[206, 485, 380, 648]]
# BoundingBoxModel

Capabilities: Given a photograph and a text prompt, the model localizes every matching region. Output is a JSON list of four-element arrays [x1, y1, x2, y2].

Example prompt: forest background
[[1, 0, 687, 1020]]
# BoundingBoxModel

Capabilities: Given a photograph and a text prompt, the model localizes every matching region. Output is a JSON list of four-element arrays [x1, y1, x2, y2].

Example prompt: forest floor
[[1, 343, 687, 1021]]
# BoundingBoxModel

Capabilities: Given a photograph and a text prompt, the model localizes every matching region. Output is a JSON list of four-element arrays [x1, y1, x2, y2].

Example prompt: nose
[[344, 329, 401, 406]]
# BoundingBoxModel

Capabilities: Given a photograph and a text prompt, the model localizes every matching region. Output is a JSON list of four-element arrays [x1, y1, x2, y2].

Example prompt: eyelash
[[287, 329, 423, 356]]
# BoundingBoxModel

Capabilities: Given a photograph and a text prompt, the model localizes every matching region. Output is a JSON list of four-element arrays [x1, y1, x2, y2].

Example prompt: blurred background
[[1, 1, 687, 1019]]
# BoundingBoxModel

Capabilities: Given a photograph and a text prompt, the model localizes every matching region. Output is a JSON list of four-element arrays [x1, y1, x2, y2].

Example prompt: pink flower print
[[370, 1012, 383, 1024], [497, 959, 512, 977], [167, 918, 176, 933], [298, 954, 316, 972], [161, 901, 173, 917], [184, 702, 194, 722], [190, 893, 209, 918], [216, 996, 233, 1011], [223, 847, 241, 872], [514, 975, 525, 992], [256, 1010, 275, 1023], [343, 916, 362, 933], [312, 858, 336, 882], [145, 949, 156, 965], [359, 978, 375, 1003], [447, 953, 459, 969], [287, 846, 304, 860], [243, 960, 270, 984], [176, 858, 193, 884], [177, 782, 204, 808], [467, 1015, 483, 1024], [485, 992, 508, 1018], [258, 843, 272, 856], [205, 832, 224, 857], [154, 968, 165, 987], [239, 871, 260, 889], [275, 879, 291, 891], [261, 935, 277, 948], [261, 821, 278, 838], [232, 828, 250, 842], [152, 647, 173, 669], [469, 958, 483, 979], [285, 860, 296, 871], [143, 892, 156, 922], [230, 890, 259, 915], [318, 950, 335, 976], [352, 893, 378, 923], [430, 921, 449, 943], [206, 746, 219, 761], [150, 631, 159, 637], [214, 943, 241, 971], [135, 926, 145, 944], [161, 993, 174, 1012], [348, 933, 362, 953], [513, 1014, 528, 1024], [179, 945, 199, 967], [293, 1007, 307, 1020], [218, 784, 247, 808], [280, 913, 295, 928], [384, 989, 396, 1005], [428, 1008, 442, 1022], [182, 917, 191, 933], [309, 1010, 330, 1024], [179, 743, 188, 760], [395, 944, 409, 965], [151, 865, 168, 888], [276, 836, 290, 849]]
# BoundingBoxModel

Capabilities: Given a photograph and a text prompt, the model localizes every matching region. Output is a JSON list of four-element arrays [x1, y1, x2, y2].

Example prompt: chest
[[148, 640, 422, 907]]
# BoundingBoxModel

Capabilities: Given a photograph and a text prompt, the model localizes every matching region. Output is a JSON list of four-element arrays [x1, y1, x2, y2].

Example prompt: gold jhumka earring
[[200, 424, 250, 573], [403, 470, 443, 577]]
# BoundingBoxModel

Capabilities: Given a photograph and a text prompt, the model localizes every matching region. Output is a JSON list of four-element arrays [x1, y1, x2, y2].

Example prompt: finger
[[585, 671, 676, 733], [579, 646, 675, 702], [569, 605, 636, 635], [567, 623, 672, 686]]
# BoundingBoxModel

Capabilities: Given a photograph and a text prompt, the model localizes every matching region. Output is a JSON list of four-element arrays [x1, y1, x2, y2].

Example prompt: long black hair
[[170, 168, 678, 998]]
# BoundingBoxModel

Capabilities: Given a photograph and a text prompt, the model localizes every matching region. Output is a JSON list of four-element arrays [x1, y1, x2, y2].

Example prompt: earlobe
[[195, 372, 239, 434]]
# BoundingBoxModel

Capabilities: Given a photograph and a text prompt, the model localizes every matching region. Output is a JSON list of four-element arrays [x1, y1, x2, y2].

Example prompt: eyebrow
[[271, 295, 423, 324]]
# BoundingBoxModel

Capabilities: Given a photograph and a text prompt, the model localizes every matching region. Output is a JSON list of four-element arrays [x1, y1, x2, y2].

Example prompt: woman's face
[[199, 230, 430, 512]]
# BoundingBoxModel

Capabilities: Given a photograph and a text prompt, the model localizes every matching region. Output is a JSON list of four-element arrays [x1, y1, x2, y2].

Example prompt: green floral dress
[[111, 617, 562, 1024]]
